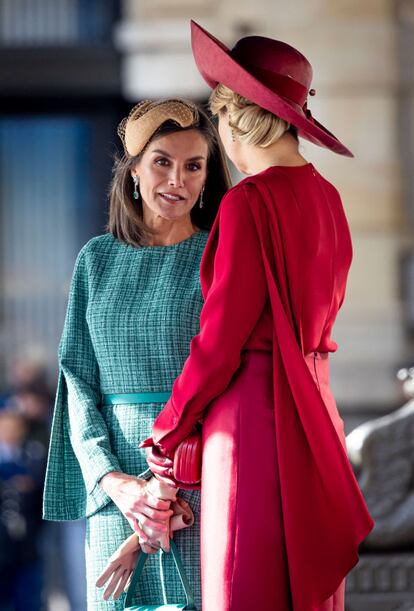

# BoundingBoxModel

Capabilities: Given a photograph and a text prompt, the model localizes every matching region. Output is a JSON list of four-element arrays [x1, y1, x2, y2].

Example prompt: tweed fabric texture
[[86, 464, 201, 610], [43, 231, 207, 520], [42, 231, 206, 608]]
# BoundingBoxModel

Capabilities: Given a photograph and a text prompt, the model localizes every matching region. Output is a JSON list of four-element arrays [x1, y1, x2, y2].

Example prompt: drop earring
[[229, 118, 236, 142], [199, 186, 205, 209], [133, 175, 140, 200]]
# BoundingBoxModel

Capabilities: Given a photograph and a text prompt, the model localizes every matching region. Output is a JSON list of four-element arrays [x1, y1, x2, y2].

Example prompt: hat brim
[[190, 20, 353, 157]]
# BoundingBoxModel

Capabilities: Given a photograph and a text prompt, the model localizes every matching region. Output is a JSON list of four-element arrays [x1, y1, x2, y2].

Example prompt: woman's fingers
[[136, 513, 170, 542], [159, 532, 171, 553], [140, 541, 158, 554], [96, 561, 117, 588], [142, 504, 174, 522], [124, 572, 133, 593], [130, 495, 171, 515], [103, 474, 174, 528], [145, 529, 170, 553], [103, 565, 126, 600], [145, 495, 172, 511], [112, 568, 132, 600], [138, 512, 170, 532], [139, 527, 170, 553], [96, 538, 138, 589], [131, 516, 152, 542]]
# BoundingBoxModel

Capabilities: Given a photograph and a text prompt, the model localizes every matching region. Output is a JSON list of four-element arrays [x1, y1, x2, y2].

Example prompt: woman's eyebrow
[[151, 149, 206, 161]]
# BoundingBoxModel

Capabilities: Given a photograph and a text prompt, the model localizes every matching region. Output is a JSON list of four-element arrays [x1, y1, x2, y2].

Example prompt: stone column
[[396, 0, 414, 342]]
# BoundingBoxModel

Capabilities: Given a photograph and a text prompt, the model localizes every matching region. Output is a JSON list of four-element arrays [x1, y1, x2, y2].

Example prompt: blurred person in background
[[0, 358, 49, 410], [4, 360, 87, 611], [43, 98, 231, 610], [11, 384, 52, 454], [0, 410, 45, 611]]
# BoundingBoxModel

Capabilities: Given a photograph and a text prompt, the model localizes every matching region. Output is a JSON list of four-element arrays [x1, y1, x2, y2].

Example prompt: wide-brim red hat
[[191, 20, 353, 157]]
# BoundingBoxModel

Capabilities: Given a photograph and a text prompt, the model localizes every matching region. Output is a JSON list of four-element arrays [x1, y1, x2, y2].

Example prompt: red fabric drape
[[248, 178, 373, 609]]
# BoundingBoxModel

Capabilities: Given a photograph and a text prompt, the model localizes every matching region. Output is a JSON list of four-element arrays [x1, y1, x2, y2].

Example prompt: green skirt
[[85, 402, 201, 610]]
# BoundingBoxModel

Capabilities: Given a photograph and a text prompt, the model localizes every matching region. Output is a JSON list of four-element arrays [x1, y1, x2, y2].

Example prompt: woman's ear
[[130, 157, 141, 178]]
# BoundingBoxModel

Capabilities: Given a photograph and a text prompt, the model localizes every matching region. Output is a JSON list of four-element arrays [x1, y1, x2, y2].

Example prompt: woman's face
[[132, 129, 208, 222]]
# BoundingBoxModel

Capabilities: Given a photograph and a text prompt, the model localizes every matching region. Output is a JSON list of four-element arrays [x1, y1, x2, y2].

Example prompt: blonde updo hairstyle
[[209, 83, 297, 147]]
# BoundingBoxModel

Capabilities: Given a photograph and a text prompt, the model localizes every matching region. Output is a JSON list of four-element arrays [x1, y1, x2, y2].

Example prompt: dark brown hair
[[107, 105, 231, 248]]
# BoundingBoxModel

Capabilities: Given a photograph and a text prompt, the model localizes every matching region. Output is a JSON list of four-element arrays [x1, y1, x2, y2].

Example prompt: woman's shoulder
[[194, 229, 209, 246], [75, 231, 209, 272], [222, 164, 340, 207], [219, 176, 268, 216], [74, 233, 119, 265], [237, 166, 301, 194], [67, 234, 119, 282], [220, 179, 254, 206], [79, 232, 117, 256], [222, 168, 282, 201]]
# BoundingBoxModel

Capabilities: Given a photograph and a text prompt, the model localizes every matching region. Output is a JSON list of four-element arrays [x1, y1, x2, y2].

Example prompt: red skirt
[[200, 350, 345, 611]]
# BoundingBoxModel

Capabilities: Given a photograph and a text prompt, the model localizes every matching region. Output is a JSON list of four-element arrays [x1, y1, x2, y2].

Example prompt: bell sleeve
[[43, 247, 121, 520], [148, 183, 268, 455]]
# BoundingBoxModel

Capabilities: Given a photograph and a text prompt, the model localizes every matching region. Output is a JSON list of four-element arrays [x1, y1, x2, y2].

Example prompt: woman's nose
[[168, 167, 184, 188]]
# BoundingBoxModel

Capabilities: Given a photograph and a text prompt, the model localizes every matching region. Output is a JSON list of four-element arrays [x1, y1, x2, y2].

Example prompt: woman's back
[[231, 164, 353, 355]]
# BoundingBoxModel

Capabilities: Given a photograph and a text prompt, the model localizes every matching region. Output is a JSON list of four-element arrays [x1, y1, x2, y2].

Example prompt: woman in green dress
[[43, 98, 231, 610]]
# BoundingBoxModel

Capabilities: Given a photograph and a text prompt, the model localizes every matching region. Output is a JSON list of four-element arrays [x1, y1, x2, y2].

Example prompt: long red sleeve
[[151, 184, 268, 454]]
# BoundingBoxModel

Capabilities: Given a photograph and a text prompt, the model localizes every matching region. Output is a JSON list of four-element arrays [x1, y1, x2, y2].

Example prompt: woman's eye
[[187, 163, 201, 172], [155, 158, 169, 166]]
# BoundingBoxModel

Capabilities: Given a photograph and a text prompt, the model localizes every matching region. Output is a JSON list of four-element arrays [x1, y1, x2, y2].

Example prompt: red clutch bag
[[140, 428, 202, 490], [173, 430, 202, 489]]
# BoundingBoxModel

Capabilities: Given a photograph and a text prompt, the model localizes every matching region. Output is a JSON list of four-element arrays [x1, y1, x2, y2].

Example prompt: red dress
[[148, 164, 373, 611]]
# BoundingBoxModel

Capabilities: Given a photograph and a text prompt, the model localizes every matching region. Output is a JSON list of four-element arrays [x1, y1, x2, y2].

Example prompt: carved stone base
[[346, 553, 414, 611]]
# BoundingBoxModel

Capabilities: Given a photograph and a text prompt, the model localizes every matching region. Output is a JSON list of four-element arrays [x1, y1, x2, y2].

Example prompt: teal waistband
[[102, 392, 171, 406]]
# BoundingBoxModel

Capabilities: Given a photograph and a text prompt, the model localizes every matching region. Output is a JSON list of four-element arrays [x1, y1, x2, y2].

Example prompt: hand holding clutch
[[143, 443, 177, 487], [140, 429, 202, 490], [99, 471, 174, 547]]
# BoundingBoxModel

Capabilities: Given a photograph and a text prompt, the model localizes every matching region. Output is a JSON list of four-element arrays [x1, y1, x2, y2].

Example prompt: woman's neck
[[239, 133, 308, 175], [143, 211, 197, 247]]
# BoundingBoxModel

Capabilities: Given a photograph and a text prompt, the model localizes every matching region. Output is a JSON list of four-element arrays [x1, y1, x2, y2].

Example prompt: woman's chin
[[155, 208, 192, 222]]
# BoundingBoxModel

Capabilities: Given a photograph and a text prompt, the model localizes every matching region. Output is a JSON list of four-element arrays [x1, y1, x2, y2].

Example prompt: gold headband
[[117, 99, 199, 157]]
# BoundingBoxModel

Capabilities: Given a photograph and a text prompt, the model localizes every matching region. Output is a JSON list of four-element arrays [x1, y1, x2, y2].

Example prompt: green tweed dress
[[43, 230, 208, 610]]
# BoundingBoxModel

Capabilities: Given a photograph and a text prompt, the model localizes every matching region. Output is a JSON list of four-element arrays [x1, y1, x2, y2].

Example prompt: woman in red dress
[[139, 21, 374, 611]]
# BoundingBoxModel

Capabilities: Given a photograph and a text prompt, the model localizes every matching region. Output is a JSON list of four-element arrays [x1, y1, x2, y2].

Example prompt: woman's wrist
[[99, 471, 127, 496], [147, 476, 178, 501]]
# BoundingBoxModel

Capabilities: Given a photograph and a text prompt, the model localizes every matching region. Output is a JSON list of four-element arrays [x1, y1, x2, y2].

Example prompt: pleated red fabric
[[148, 164, 374, 610], [249, 175, 374, 609]]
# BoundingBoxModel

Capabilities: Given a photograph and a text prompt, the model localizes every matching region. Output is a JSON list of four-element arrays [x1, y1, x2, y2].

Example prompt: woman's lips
[[159, 192, 185, 204]]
